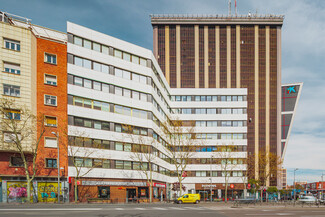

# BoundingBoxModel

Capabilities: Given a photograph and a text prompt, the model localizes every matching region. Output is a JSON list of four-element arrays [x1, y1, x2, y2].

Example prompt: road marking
[[184, 206, 203, 210], [168, 207, 186, 210], [115, 208, 124, 210], [276, 214, 293, 216], [134, 208, 146, 210], [152, 207, 167, 210], [0, 208, 103, 211]]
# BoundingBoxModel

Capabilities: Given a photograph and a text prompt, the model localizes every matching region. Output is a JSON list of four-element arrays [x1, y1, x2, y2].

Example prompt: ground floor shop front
[[71, 178, 167, 203], [0, 177, 68, 203], [171, 183, 246, 201]]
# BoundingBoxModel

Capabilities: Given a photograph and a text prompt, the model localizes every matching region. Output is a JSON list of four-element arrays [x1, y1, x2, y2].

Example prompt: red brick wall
[[36, 38, 67, 177]]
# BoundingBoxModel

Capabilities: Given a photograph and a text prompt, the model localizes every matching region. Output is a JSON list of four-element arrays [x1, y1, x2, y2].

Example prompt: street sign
[[230, 184, 234, 189], [247, 183, 251, 190]]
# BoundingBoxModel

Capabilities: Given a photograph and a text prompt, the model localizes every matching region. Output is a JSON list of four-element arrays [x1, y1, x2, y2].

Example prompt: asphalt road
[[0, 203, 324, 217]]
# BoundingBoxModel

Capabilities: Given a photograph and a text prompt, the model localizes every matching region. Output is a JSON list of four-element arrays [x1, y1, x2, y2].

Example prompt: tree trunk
[[26, 178, 31, 203], [179, 180, 183, 197], [225, 186, 228, 203], [149, 183, 153, 203], [74, 179, 78, 203]]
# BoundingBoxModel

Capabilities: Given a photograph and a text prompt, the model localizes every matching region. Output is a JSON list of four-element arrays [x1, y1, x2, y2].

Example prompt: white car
[[298, 196, 317, 204]]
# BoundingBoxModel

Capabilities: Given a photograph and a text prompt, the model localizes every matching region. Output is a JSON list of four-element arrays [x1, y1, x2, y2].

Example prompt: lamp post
[[321, 172, 324, 200], [210, 156, 213, 202], [293, 168, 298, 205], [51, 132, 60, 203]]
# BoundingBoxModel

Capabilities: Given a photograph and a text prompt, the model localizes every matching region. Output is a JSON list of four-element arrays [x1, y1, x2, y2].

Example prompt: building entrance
[[126, 189, 136, 202]]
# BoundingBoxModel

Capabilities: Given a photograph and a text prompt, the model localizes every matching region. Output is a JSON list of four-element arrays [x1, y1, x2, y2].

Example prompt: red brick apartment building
[[0, 12, 67, 203]]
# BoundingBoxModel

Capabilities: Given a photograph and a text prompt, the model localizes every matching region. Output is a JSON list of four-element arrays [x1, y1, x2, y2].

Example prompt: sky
[[1, 0, 324, 185]]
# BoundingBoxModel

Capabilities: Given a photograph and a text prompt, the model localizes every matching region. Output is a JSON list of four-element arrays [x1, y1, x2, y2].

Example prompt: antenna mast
[[235, 0, 237, 16], [228, 0, 231, 16]]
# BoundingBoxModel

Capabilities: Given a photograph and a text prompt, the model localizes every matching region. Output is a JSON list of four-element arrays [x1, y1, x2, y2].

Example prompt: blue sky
[[1, 0, 324, 185]]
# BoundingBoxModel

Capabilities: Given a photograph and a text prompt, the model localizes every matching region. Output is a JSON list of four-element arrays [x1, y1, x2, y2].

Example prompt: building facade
[[0, 12, 68, 203], [151, 15, 285, 187], [66, 22, 248, 202]]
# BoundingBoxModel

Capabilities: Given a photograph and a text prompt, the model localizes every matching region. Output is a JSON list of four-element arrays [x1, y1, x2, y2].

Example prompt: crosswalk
[[110, 206, 207, 211]]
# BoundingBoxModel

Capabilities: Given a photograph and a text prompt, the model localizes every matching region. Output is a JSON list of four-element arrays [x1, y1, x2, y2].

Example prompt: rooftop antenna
[[235, 0, 237, 16], [228, 0, 231, 16]]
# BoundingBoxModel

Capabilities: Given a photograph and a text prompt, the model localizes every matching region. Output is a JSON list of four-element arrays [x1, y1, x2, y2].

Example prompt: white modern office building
[[66, 22, 247, 202]]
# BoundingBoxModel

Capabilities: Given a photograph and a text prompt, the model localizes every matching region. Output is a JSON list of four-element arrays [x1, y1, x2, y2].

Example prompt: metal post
[[293, 168, 298, 205], [321, 173, 324, 199], [52, 132, 60, 203], [210, 156, 212, 202]]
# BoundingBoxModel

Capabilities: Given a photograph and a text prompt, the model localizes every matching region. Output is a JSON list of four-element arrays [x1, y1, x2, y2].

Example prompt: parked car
[[298, 196, 317, 204], [175, 194, 200, 204]]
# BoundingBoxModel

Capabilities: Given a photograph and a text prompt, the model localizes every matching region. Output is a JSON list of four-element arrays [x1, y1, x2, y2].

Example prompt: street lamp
[[51, 131, 60, 203], [321, 172, 324, 200], [293, 168, 298, 205], [210, 156, 213, 202]]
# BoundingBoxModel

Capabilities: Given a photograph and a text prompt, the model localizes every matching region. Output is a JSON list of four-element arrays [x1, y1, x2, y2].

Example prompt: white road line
[[184, 206, 203, 210], [0, 208, 103, 211], [115, 208, 124, 210], [276, 214, 293, 216], [168, 207, 186, 210], [134, 208, 146, 210], [152, 207, 167, 210]]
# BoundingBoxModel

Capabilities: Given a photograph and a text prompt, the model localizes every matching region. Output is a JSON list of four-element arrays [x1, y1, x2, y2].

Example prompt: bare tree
[[67, 132, 100, 202], [214, 145, 238, 203], [247, 151, 283, 201], [125, 126, 159, 203], [0, 98, 46, 202], [163, 120, 197, 197]]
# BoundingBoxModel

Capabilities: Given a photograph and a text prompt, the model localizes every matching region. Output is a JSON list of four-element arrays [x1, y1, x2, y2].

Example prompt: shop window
[[98, 186, 110, 199]]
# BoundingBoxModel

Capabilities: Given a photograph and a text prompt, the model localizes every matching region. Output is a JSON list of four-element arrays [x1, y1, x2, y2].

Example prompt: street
[[0, 203, 324, 217]]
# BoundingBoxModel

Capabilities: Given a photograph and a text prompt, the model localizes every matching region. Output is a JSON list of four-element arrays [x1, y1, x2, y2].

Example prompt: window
[[124, 143, 132, 152], [44, 74, 57, 86], [103, 160, 110, 168], [115, 160, 124, 169], [3, 84, 20, 97], [93, 81, 101, 91], [46, 159, 57, 168], [74, 158, 83, 167], [84, 158, 93, 167], [74, 77, 83, 86], [74, 36, 83, 46], [196, 171, 207, 177], [93, 62, 101, 71], [4, 62, 20, 75], [84, 79, 92, 89], [4, 132, 21, 143], [102, 46, 109, 55], [74, 56, 83, 67], [44, 137, 57, 148], [44, 53, 57, 64], [123, 53, 131, 62], [93, 159, 103, 168], [83, 39, 91, 49], [124, 161, 132, 169], [45, 116, 57, 127], [140, 58, 146, 66], [115, 142, 124, 151], [93, 42, 101, 52], [132, 55, 139, 64], [44, 95, 57, 106], [4, 39, 20, 51], [10, 156, 23, 167], [4, 109, 21, 120], [115, 68, 123, 78], [114, 49, 122, 58]]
